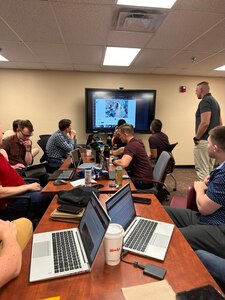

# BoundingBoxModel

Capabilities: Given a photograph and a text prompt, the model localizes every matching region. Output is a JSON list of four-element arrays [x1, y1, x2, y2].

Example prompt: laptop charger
[[143, 264, 167, 280]]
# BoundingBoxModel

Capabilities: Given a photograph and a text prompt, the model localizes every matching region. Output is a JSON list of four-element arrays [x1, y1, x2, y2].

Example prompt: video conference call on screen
[[85, 88, 156, 133]]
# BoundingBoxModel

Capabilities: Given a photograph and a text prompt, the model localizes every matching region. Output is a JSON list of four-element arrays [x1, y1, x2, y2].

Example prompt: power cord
[[121, 250, 145, 270], [121, 250, 167, 280]]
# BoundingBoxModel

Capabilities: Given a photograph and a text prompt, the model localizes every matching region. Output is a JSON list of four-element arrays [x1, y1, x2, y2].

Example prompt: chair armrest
[[131, 177, 166, 187], [24, 177, 40, 183]]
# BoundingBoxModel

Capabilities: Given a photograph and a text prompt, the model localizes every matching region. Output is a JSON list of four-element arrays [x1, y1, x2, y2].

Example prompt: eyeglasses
[[20, 130, 33, 138]]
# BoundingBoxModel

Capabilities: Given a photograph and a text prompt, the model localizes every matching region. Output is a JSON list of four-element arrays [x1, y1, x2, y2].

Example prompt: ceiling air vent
[[115, 10, 168, 33]]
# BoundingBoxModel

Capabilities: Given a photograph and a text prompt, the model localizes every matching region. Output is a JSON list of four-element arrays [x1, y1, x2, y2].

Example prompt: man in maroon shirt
[[0, 126, 53, 220], [111, 124, 153, 189]]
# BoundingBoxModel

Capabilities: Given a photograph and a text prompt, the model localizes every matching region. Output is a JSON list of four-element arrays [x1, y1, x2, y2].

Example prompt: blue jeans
[[196, 250, 225, 283], [1, 191, 53, 221]]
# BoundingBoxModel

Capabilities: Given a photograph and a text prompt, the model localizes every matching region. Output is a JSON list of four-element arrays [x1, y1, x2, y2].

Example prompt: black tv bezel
[[85, 88, 156, 134]]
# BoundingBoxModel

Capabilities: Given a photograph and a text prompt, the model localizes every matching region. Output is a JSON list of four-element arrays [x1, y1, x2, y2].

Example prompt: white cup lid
[[105, 223, 124, 239]]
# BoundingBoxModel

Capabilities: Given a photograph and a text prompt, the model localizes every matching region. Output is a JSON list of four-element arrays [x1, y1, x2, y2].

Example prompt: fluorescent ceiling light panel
[[0, 54, 8, 61], [117, 0, 177, 9], [214, 65, 225, 71], [103, 47, 141, 66]]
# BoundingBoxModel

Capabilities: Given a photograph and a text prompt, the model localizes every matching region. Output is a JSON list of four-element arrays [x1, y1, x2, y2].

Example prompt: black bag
[[57, 186, 100, 207]]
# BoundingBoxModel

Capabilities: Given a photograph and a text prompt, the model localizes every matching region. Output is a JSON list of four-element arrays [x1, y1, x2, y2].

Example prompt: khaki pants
[[0, 218, 33, 251], [193, 140, 215, 181]]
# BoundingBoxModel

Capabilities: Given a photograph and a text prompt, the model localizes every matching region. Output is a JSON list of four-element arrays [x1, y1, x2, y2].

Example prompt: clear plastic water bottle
[[115, 166, 123, 186], [85, 168, 92, 187]]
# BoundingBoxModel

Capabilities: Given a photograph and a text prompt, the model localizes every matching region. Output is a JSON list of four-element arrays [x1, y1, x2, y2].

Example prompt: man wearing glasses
[[2, 120, 34, 171]]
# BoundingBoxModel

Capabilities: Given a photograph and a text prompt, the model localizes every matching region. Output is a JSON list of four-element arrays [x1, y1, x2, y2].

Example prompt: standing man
[[46, 119, 77, 170], [111, 124, 153, 189], [194, 81, 222, 180]]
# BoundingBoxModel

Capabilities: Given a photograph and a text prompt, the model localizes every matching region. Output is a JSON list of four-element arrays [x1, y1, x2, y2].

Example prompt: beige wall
[[0, 69, 224, 165]]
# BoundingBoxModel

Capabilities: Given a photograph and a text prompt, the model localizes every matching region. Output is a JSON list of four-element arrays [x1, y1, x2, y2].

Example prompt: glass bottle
[[115, 166, 123, 186]]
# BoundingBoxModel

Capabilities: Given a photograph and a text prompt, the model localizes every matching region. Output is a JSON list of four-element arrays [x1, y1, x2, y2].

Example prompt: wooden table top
[[42, 155, 136, 193], [0, 193, 221, 300]]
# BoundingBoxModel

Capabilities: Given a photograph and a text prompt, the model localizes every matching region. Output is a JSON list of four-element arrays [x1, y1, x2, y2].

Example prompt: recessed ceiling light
[[117, 0, 177, 9], [103, 47, 141, 67], [214, 65, 225, 71], [0, 54, 8, 62]]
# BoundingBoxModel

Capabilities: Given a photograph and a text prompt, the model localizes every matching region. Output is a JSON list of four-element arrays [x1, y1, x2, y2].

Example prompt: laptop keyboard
[[57, 169, 74, 180], [52, 230, 82, 273], [124, 219, 157, 252]]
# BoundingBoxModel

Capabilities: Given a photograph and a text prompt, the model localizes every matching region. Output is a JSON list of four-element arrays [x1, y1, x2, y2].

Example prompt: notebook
[[105, 183, 174, 261], [23, 162, 48, 177], [70, 148, 97, 169], [29, 192, 110, 282]]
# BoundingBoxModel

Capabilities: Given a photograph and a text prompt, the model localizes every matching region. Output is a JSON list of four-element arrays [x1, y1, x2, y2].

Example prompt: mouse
[[54, 179, 67, 185]]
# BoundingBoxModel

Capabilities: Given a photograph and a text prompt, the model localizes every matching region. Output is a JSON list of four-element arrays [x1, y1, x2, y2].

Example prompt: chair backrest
[[153, 151, 174, 184], [166, 142, 178, 174], [37, 134, 51, 162], [186, 186, 198, 211], [167, 142, 178, 153]]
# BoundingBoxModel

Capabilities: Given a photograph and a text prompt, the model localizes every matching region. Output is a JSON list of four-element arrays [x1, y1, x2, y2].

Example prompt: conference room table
[[0, 193, 221, 300], [42, 154, 136, 194]]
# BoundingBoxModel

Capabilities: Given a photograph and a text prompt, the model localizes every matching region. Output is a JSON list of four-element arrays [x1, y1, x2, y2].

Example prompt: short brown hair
[[58, 119, 71, 131], [119, 124, 134, 135], [209, 126, 225, 150], [18, 120, 34, 133]]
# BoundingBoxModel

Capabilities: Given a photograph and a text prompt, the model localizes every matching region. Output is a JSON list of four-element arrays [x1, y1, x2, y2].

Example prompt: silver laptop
[[70, 148, 97, 169], [105, 183, 174, 261], [29, 193, 110, 282]]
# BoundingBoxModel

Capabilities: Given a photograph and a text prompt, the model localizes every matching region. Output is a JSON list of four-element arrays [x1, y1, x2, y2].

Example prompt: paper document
[[70, 178, 96, 187], [122, 280, 176, 300]]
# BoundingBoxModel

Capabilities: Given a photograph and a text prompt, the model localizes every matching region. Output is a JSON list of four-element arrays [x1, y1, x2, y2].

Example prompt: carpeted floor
[[162, 167, 198, 206]]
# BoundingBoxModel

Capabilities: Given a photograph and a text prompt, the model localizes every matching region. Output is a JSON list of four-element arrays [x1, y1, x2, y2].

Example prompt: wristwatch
[[193, 137, 200, 144]]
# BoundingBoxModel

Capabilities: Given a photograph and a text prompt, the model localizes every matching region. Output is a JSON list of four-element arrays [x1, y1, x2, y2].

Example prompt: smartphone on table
[[57, 204, 83, 215]]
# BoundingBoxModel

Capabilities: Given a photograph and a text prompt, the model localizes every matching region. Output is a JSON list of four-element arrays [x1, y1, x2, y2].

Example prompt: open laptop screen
[[105, 183, 136, 230], [79, 193, 110, 267]]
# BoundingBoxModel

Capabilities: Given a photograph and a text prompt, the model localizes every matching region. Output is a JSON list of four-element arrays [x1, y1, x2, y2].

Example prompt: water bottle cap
[[116, 166, 122, 170]]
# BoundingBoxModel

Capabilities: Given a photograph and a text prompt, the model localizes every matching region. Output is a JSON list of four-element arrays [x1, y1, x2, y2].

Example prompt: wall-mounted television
[[85, 88, 156, 134]]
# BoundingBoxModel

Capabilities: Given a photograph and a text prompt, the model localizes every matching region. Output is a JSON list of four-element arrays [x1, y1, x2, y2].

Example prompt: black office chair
[[37, 134, 54, 173], [166, 142, 178, 191], [133, 151, 174, 202], [37, 134, 51, 162]]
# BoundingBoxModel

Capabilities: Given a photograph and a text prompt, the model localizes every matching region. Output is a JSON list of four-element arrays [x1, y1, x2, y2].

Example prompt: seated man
[[2, 119, 36, 171], [46, 119, 77, 170], [165, 125, 225, 259], [3, 119, 39, 159], [148, 119, 170, 160], [0, 218, 33, 288], [0, 125, 53, 221], [111, 124, 153, 189], [111, 119, 126, 149], [195, 250, 225, 283]]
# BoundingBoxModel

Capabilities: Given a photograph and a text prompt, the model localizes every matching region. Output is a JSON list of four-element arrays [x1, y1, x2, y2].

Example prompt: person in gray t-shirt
[[193, 81, 222, 180]]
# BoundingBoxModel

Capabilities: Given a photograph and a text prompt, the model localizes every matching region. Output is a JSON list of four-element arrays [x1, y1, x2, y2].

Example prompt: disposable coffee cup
[[104, 223, 124, 266], [86, 149, 92, 156]]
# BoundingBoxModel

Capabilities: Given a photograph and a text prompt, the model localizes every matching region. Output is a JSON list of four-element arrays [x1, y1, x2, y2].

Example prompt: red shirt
[[0, 154, 25, 186], [0, 154, 25, 209]]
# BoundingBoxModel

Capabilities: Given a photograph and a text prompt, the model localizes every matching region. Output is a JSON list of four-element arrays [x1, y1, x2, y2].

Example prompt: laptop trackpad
[[32, 241, 51, 258], [151, 234, 169, 248]]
